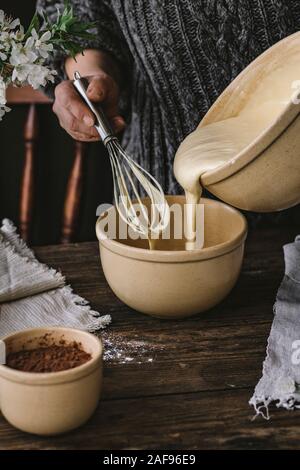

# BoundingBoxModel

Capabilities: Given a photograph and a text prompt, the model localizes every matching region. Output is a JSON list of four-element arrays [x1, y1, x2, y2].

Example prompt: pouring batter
[[174, 57, 300, 249]]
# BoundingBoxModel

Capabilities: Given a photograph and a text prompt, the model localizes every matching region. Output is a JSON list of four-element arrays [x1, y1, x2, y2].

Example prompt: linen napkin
[[0, 219, 111, 337], [250, 235, 300, 418]]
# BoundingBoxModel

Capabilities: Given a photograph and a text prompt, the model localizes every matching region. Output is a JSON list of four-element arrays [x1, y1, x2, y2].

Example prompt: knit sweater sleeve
[[290, 0, 300, 27], [36, 0, 130, 96]]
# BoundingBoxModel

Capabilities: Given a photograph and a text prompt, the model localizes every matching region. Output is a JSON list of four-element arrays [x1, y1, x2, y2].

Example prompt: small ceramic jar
[[0, 327, 103, 435]]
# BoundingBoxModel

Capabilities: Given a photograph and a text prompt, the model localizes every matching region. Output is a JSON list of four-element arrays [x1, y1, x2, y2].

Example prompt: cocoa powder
[[6, 340, 92, 373]]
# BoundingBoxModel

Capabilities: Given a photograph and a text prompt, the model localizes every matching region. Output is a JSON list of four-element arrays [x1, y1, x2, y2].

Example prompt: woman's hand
[[53, 70, 125, 142]]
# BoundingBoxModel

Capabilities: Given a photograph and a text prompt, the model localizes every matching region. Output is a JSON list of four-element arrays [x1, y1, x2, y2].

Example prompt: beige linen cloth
[[0, 219, 111, 337]]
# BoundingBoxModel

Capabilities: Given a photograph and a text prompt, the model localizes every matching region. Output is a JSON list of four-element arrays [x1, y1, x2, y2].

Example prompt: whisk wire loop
[[73, 72, 170, 240]]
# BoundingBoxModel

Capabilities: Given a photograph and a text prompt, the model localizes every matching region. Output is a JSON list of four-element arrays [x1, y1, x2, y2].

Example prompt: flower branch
[[0, 3, 97, 120]]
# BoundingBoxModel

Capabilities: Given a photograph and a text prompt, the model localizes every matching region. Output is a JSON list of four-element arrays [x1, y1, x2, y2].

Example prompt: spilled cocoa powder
[[6, 336, 92, 373]]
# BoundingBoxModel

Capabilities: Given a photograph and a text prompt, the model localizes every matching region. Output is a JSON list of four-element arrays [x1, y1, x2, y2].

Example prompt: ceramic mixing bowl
[[199, 31, 300, 212], [96, 196, 247, 319], [0, 327, 103, 436]]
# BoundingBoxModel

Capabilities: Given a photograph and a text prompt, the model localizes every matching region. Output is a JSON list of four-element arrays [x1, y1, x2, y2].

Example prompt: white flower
[[0, 105, 10, 121], [27, 64, 56, 88], [0, 31, 12, 51], [8, 18, 20, 30], [9, 39, 38, 66], [12, 63, 56, 89], [0, 9, 63, 121], [10, 25, 25, 42], [11, 63, 31, 83], [0, 78, 10, 120], [31, 29, 53, 59], [0, 77, 7, 105], [0, 10, 20, 30], [0, 10, 5, 25]]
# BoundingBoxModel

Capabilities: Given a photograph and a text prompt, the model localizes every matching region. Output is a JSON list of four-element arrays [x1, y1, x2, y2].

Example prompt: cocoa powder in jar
[[6, 339, 92, 373]]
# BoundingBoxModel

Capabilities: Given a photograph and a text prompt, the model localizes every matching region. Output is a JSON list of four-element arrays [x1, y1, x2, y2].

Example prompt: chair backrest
[[6, 84, 86, 244]]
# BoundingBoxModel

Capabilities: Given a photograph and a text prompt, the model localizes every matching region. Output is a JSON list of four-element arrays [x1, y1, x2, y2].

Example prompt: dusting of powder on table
[[101, 331, 164, 364]]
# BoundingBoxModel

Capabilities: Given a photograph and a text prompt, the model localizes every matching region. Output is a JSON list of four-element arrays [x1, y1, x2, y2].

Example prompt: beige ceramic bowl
[[200, 31, 300, 212], [96, 196, 247, 319], [0, 327, 102, 436]]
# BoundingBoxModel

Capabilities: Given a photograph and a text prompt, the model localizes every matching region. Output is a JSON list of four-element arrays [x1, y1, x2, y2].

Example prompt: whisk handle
[[73, 71, 115, 145]]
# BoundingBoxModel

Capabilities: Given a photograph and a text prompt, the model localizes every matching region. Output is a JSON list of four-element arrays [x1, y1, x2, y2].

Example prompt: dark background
[[0, 0, 112, 245]]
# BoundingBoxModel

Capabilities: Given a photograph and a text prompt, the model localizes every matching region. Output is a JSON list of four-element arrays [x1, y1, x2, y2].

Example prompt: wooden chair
[[6, 85, 86, 244]]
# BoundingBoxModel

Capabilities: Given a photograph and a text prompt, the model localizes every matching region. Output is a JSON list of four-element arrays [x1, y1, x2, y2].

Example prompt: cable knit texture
[[37, 0, 300, 198]]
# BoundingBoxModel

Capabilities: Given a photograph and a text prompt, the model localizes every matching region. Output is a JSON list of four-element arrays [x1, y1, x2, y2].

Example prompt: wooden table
[[1, 224, 300, 450]]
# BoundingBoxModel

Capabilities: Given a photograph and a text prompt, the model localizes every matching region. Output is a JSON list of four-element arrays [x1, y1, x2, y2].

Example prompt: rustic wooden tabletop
[[1, 224, 300, 450]]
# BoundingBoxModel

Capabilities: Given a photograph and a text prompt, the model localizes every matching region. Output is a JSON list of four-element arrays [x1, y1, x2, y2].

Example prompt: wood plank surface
[[1, 225, 300, 450]]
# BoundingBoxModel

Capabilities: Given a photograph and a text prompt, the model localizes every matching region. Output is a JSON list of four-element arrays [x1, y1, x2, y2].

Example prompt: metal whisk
[[73, 71, 169, 239]]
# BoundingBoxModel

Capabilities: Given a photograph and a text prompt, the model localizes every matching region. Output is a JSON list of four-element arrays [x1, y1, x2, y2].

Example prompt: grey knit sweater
[[37, 0, 300, 197]]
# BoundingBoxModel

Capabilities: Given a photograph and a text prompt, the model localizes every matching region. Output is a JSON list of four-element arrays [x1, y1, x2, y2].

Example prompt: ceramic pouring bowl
[[96, 196, 247, 319], [199, 31, 300, 212], [0, 327, 103, 436]]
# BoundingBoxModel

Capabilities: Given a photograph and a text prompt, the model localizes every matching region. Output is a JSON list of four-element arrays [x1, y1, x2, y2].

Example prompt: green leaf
[[24, 11, 40, 39]]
